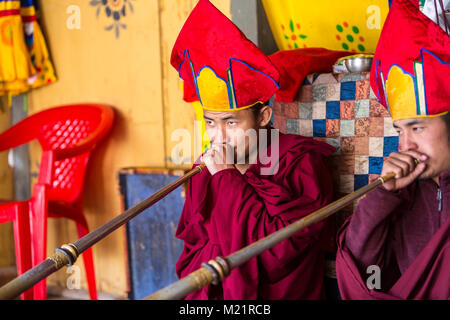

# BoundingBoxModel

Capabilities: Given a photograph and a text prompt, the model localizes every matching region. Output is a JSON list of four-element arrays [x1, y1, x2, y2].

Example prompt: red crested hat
[[370, 0, 450, 121], [171, 0, 280, 111]]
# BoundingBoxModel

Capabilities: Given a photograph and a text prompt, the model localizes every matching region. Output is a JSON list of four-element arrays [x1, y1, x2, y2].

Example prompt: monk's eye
[[227, 121, 237, 126], [412, 126, 424, 132], [205, 120, 214, 126]]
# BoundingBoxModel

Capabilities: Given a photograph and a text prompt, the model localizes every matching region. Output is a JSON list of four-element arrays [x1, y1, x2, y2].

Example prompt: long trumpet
[[145, 172, 396, 300], [0, 162, 395, 300]]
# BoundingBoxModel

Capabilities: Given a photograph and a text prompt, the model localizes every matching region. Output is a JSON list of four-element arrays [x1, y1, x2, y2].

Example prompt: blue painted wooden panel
[[119, 171, 185, 300]]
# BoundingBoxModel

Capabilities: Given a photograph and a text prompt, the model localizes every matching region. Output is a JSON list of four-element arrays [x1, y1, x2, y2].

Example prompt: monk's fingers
[[383, 158, 407, 179], [211, 144, 234, 164], [382, 152, 429, 191], [383, 158, 427, 191], [396, 162, 427, 189], [207, 147, 228, 166], [389, 151, 428, 168], [398, 150, 428, 164], [383, 156, 415, 179], [388, 152, 421, 174], [411, 161, 427, 177], [206, 149, 215, 159], [201, 148, 216, 164]]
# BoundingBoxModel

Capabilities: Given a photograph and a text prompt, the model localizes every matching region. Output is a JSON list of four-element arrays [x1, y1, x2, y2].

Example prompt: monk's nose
[[400, 132, 418, 152], [212, 125, 226, 144]]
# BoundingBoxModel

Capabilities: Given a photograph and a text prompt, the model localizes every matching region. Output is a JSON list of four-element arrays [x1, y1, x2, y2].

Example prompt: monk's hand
[[381, 150, 428, 191], [201, 143, 235, 175]]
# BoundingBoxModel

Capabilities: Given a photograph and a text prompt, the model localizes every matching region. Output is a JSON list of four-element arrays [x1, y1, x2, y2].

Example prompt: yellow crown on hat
[[381, 59, 448, 121]]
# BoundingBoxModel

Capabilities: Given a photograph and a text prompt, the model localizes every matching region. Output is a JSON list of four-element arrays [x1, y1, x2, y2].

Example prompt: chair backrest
[[272, 72, 399, 227], [0, 104, 114, 203]]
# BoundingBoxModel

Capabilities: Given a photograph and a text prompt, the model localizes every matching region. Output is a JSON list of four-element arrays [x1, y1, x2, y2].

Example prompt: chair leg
[[12, 204, 33, 300], [29, 186, 48, 300], [75, 220, 98, 300]]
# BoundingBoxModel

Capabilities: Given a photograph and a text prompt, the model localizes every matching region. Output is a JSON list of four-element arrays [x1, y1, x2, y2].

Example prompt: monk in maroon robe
[[176, 123, 335, 299], [336, 0, 450, 300], [169, 0, 338, 299], [170, 0, 336, 300], [336, 116, 450, 300]]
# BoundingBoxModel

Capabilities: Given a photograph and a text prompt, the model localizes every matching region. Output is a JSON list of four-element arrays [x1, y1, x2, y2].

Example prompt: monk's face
[[394, 116, 450, 181], [203, 106, 272, 164]]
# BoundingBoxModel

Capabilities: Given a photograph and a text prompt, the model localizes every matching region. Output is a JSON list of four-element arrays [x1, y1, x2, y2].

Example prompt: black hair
[[442, 112, 450, 128], [250, 101, 269, 120]]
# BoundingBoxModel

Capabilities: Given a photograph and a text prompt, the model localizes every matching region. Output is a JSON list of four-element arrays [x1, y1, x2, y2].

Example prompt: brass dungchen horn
[[0, 165, 395, 300], [145, 173, 396, 300]]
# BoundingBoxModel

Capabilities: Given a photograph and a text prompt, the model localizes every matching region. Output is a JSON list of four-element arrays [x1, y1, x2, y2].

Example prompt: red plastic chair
[[0, 104, 114, 300]]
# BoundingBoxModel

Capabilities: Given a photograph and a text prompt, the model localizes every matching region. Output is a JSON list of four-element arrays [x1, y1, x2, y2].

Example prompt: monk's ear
[[258, 105, 272, 128]]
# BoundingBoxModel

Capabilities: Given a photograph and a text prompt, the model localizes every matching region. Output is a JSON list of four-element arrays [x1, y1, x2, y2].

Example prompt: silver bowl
[[344, 56, 373, 73]]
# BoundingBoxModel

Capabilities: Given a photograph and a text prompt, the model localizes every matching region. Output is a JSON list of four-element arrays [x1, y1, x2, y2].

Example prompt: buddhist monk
[[336, 0, 450, 299], [171, 0, 336, 299]]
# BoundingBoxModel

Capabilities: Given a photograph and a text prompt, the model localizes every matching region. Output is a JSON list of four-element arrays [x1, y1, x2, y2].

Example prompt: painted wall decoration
[[90, 0, 136, 38], [281, 20, 308, 49], [262, 0, 390, 54]]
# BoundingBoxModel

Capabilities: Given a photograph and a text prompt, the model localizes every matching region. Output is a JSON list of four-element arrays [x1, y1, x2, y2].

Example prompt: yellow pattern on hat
[[196, 67, 231, 111], [385, 66, 418, 121]]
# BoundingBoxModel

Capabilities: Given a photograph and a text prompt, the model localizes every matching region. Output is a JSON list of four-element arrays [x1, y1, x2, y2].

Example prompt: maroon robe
[[336, 171, 450, 299], [175, 131, 335, 299]]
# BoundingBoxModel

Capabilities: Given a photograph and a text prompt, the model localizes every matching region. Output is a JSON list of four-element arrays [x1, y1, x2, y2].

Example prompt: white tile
[[384, 117, 399, 137], [369, 137, 384, 157], [355, 156, 369, 174], [312, 101, 326, 119]]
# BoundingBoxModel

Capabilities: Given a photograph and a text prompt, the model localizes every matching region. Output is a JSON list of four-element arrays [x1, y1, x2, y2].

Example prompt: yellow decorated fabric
[[27, 19, 57, 90], [196, 67, 231, 111], [262, 0, 389, 54], [0, 1, 36, 96], [0, 1, 56, 98], [194, 67, 265, 111], [385, 65, 418, 121]]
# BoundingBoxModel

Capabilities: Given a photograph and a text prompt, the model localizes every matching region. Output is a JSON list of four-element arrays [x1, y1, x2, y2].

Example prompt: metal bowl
[[344, 56, 373, 73]]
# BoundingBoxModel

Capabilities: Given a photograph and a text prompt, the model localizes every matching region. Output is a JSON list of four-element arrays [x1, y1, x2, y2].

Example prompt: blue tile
[[326, 101, 340, 119], [354, 174, 369, 190], [369, 157, 384, 174], [383, 136, 399, 157], [340, 81, 356, 101], [313, 119, 326, 137]]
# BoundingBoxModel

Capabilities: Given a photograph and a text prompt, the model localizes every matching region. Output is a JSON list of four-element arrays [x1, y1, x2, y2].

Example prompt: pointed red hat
[[171, 0, 280, 111], [370, 0, 450, 121]]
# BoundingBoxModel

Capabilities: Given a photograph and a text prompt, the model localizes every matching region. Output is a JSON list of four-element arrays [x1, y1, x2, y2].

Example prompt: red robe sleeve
[[341, 187, 405, 273]]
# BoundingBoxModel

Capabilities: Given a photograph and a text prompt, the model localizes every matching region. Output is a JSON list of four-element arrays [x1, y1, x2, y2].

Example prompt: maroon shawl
[[336, 213, 450, 299]]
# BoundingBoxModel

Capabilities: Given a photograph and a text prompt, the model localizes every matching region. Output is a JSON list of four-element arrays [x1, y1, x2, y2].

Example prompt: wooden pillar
[[11, 95, 31, 201], [230, 0, 278, 55], [0, 99, 15, 269]]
